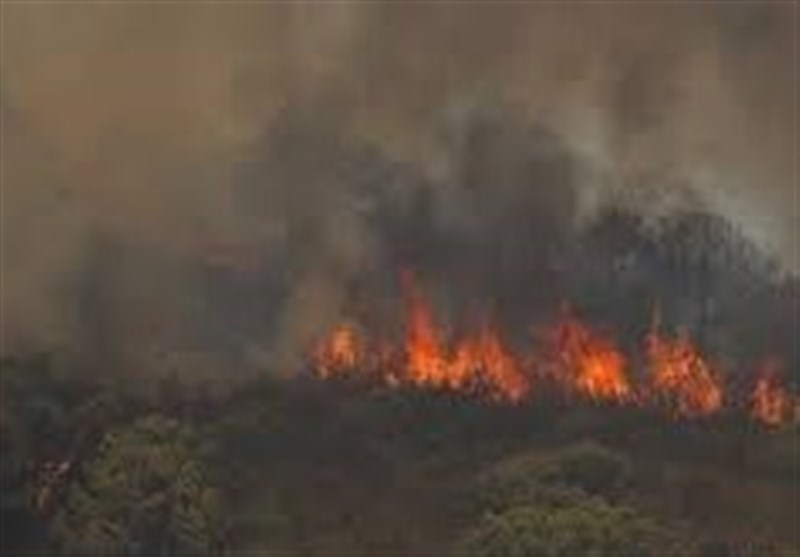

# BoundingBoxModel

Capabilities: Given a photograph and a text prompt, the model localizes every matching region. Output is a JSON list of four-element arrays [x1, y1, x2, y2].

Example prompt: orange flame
[[547, 314, 631, 403], [645, 330, 723, 418], [400, 270, 528, 401], [401, 271, 453, 387], [751, 359, 789, 427], [313, 322, 363, 379], [309, 275, 794, 427], [450, 326, 530, 402]]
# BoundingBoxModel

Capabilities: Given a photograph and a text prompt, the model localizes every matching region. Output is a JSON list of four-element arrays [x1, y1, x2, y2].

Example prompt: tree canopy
[[53, 415, 222, 556]]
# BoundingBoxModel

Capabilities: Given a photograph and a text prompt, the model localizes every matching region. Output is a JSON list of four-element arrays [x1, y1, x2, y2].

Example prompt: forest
[[2, 206, 797, 556], [4, 4, 797, 555], [2, 353, 797, 556]]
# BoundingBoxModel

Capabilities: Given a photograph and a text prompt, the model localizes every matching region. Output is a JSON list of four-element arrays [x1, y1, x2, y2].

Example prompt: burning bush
[[310, 266, 795, 428]]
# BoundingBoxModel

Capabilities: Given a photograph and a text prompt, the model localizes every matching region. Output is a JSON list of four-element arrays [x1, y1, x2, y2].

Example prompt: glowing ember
[[547, 313, 631, 403], [645, 330, 723, 418], [751, 359, 789, 427]]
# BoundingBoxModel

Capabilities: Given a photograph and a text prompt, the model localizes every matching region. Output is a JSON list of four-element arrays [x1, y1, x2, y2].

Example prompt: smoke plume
[[2, 3, 795, 379]]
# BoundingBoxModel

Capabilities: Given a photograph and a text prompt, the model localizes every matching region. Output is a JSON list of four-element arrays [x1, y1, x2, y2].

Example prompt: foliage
[[464, 442, 667, 556], [567, 208, 788, 369], [2, 356, 797, 554], [475, 441, 632, 512], [53, 415, 223, 556], [1, 355, 86, 552], [542, 442, 632, 497], [459, 498, 681, 557]]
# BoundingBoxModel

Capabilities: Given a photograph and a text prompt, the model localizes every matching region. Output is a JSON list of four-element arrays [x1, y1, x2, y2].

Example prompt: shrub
[[474, 441, 632, 512], [459, 498, 680, 557], [545, 442, 632, 497], [53, 415, 223, 556]]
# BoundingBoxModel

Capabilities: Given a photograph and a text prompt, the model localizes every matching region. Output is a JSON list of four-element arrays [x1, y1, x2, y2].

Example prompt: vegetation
[[52, 416, 222, 556], [459, 499, 679, 557], [1, 355, 797, 556]]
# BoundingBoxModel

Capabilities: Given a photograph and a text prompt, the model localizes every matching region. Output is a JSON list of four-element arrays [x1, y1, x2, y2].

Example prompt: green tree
[[54, 415, 222, 556], [475, 442, 632, 512], [459, 498, 679, 557], [543, 442, 632, 498]]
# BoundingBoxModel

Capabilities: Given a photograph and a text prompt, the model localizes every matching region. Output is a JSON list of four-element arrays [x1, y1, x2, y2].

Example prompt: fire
[[401, 270, 528, 401], [645, 330, 723, 418], [751, 359, 789, 427], [547, 313, 631, 403], [309, 271, 795, 428], [313, 322, 363, 379], [401, 271, 453, 388], [450, 326, 529, 402]]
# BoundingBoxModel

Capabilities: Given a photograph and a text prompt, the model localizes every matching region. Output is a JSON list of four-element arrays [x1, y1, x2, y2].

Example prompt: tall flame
[[400, 270, 528, 401], [309, 271, 794, 427], [547, 313, 631, 403], [401, 270, 453, 387], [750, 359, 789, 427], [645, 330, 723, 418], [450, 326, 529, 402]]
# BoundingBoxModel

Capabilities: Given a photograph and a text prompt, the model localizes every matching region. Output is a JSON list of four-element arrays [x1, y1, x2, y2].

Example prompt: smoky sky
[[1, 3, 796, 376]]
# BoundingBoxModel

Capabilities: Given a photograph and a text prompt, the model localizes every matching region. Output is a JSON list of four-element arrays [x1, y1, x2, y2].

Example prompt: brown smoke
[[2, 3, 795, 375]]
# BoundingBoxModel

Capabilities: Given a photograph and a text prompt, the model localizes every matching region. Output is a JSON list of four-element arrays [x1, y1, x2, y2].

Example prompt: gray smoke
[[2, 3, 795, 379]]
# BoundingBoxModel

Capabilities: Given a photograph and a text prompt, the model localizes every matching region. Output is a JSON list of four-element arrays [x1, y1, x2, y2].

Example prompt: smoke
[[1, 3, 795, 378]]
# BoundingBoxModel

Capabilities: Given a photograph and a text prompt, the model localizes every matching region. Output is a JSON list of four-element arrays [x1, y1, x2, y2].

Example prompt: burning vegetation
[[644, 325, 724, 419], [312, 322, 363, 380], [750, 359, 792, 428], [313, 271, 795, 428], [3, 3, 798, 555], [541, 310, 632, 405]]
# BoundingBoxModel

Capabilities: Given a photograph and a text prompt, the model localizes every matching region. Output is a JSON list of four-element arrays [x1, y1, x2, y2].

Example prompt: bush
[[53, 415, 223, 556], [459, 498, 680, 557], [545, 442, 632, 497], [474, 441, 632, 511]]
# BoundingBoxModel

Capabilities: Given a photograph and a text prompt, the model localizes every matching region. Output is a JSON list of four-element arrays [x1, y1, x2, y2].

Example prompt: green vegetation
[[460, 499, 678, 557], [53, 416, 222, 556], [1, 356, 797, 555]]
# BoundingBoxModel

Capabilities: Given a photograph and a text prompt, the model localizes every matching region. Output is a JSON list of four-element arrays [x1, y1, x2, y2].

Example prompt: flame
[[645, 330, 723, 418], [313, 322, 363, 379], [400, 270, 528, 401], [751, 359, 789, 427], [547, 313, 631, 403], [401, 270, 453, 387], [450, 326, 529, 402], [309, 272, 795, 427]]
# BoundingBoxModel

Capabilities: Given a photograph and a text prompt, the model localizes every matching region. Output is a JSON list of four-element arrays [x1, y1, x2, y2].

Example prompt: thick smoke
[[2, 4, 795, 380]]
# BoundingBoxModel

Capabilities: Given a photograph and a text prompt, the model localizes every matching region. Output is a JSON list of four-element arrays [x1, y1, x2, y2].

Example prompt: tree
[[475, 442, 632, 512], [459, 498, 680, 557], [544, 442, 632, 498], [0, 354, 81, 552], [566, 207, 658, 343], [53, 415, 223, 556]]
